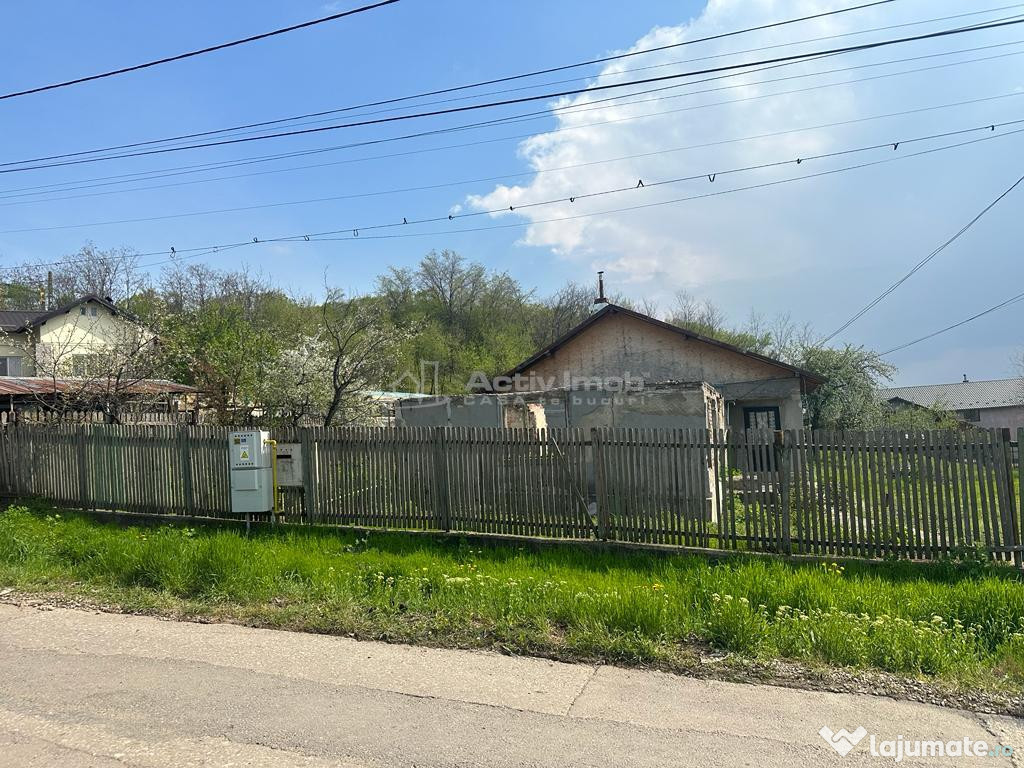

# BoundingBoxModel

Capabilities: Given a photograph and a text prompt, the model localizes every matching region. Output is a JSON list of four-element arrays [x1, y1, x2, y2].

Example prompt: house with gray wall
[[879, 377, 1024, 432]]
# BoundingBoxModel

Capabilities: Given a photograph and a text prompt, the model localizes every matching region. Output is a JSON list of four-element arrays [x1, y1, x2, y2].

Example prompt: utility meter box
[[229, 430, 274, 514], [274, 443, 303, 487]]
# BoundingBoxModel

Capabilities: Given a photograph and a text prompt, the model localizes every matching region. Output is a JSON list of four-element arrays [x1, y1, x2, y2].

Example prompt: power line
[[4, 16, 1021, 175], [11, 1, 1009, 168], [4, 46, 1021, 206], [823, 170, 1024, 342], [4, 121, 1020, 274], [0, 49, 847, 187], [281, 129, 1024, 241], [190, 6, 1015, 147], [0, 1, 402, 101], [4, 117, 1020, 235], [153, 3, 1024, 145], [0, 0, 897, 159], [880, 289, 1024, 355]]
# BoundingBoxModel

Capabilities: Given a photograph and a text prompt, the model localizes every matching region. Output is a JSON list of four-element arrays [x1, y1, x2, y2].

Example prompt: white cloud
[[464, 0, 1019, 299]]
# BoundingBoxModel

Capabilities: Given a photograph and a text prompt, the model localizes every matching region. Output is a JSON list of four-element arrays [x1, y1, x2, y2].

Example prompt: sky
[[0, 0, 1022, 386]]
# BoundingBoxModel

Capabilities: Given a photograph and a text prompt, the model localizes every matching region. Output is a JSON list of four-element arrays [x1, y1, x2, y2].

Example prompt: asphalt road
[[0, 603, 1020, 767]]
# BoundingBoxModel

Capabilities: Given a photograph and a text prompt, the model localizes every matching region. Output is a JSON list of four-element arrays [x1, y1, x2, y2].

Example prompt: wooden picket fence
[[0, 424, 1020, 565]]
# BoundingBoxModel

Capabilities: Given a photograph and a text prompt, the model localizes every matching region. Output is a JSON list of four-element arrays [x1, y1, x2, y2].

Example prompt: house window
[[90, 307, 98, 316], [0, 356, 23, 376], [743, 405, 781, 430], [80, 307, 87, 315], [961, 409, 981, 422]]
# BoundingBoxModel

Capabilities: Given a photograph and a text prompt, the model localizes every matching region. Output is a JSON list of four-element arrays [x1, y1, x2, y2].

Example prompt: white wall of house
[[0, 299, 151, 377], [0, 331, 30, 375]]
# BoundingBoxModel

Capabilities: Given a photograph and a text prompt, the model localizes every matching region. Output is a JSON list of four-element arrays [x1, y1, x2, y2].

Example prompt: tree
[[795, 344, 896, 429], [531, 281, 593, 348], [156, 263, 295, 424], [259, 333, 333, 426], [321, 291, 406, 426], [876, 402, 961, 430], [2, 244, 143, 309], [376, 250, 536, 393], [669, 291, 772, 352]]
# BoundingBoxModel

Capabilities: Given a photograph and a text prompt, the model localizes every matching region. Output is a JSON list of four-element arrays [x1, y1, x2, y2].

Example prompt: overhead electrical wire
[[823, 170, 1024, 342], [3, 15, 1022, 175], [0, 48, 846, 197], [3, 120, 1019, 275], [879, 289, 1024, 355], [5, 88, 1021, 213], [5, 40, 1023, 206], [0, 0, 897, 157], [10, 33, 1023, 200], [3, 118, 1020, 235], [154, 3, 1024, 143], [11, 1, 1016, 166], [0, 1, 402, 101]]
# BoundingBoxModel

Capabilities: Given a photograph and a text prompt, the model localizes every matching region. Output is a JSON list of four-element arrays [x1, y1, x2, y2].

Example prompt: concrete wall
[[722, 379, 804, 434], [542, 384, 724, 432], [519, 310, 806, 429], [396, 383, 729, 435], [395, 395, 502, 427], [971, 405, 1024, 433]]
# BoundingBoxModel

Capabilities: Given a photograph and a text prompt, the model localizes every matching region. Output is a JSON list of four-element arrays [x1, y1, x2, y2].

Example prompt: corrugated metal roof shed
[[879, 378, 1024, 410], [0, 377, 195, 396]]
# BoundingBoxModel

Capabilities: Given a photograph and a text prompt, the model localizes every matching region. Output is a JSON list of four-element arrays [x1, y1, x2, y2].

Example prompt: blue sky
[[1, 0, 1022, 386]]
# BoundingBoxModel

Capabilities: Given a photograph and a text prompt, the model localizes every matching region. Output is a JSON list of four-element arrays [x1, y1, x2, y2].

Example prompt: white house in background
[[879, 377, 1024, 432], [0, 294, 148, 377], [0, 294, 193, 421]]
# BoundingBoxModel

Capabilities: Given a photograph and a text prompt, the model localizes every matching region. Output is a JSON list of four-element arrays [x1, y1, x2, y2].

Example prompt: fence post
[[592, 428, 610, 541], [775, 430, 793, 555], [300, 427, 316, 524], [179, 427, 194, 516], [76, 426, 90, 510], [433, 427, 451, 532], [1017, 428, 1024, 569], [999, 427, 1022, 568]]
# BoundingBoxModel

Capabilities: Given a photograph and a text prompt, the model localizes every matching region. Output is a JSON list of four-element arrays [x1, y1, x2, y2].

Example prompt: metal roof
[[363, 390, 432, 400], [0, 377, 194, 396], [879, 378, 1024, 410], [0, 295, 133, 334], [0, 310, 45, 332]]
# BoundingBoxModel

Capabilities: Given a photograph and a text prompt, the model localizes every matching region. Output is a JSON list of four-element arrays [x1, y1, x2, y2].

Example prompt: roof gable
[[508, 303, 824, 388], [2, 295, 136, 334]]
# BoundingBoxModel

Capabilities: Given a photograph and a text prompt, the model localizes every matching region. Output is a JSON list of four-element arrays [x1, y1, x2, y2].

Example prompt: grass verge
[[2, 501, 1024, 707]]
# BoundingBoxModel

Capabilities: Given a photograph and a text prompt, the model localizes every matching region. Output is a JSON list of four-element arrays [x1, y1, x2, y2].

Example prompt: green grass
[[3, 502, 1024, 693]]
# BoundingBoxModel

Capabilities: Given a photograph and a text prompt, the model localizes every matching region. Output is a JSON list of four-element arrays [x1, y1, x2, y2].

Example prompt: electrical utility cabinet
[[229, 430, 274, 514]]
